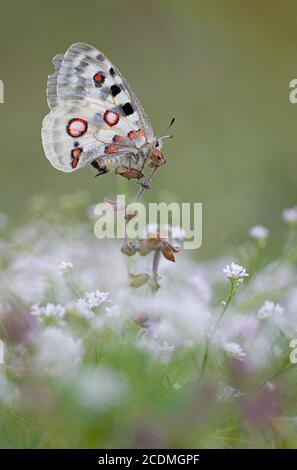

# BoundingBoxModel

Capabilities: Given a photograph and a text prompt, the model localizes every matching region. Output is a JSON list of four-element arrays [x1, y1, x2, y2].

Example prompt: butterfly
[[41, 43, 172, 180]]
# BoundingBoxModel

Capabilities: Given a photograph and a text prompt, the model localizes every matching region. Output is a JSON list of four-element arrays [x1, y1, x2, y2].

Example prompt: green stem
[[198, 280, 236, 382]]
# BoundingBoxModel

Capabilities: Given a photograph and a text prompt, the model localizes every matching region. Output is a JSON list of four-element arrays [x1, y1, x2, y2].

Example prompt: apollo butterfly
[[41, 43, 171, 179]]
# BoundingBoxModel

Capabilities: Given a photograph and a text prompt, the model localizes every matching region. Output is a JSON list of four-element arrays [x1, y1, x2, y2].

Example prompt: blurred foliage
[[0, 194, 296, 448], [0, 0, 297, 258], [1, 1, 297, 449]]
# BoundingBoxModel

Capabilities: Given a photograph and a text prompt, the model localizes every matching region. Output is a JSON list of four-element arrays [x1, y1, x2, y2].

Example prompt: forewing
[[42, 43, 154, 172], [57, 43, 154, 139]]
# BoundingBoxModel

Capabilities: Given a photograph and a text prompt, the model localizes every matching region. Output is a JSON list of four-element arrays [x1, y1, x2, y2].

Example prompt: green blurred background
[[0, 0, 297, 258]]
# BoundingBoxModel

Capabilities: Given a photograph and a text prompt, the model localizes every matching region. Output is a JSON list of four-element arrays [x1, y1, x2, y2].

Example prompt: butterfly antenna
[[166, 117, 175, 132], [158, 117, 175, 142]]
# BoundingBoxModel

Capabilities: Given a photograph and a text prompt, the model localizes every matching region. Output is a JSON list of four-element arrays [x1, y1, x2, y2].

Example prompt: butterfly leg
[[95, 169, 108, 177], [91, 160, 108, 177], [138, 156, 148, 178]]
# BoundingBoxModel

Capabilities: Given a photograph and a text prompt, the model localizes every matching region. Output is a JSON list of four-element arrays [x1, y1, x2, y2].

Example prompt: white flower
[[223, 342, 246, 361], [139, 224, 186, 241], [73, 298, 94, 319], [216, 383, 243, 402], [189, 275, 211, 304], [139, 223, 159, 239], [282, 206, 297, 225], [85, 290, 109, 308], [30, 303, 65, 319], [159, 341, 175, 354], [257, 300, 284, 320], [70, 290, 109, 320], [249, 225, 269, 242], [222, 262, 249, 281], [58, 260, 73, 275], [164, 225, 186, 241], [74, 367, 127, 411], [173, 383, 181, 390], [34, 327, 82, 375]]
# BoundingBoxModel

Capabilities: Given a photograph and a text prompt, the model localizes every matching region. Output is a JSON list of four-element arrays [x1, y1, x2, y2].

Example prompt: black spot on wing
[[110, 84, 121, 97], [109, 67, 115, 76], [121, 102, 134, 116]]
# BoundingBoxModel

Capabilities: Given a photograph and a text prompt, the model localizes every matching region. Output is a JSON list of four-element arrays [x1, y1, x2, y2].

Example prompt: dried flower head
[[136, 234, 180, 262]]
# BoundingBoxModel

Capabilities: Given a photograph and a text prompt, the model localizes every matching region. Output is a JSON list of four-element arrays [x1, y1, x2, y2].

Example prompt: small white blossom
[[74, 367, 127, 411], [34, 328, 82, 375], [73, 298, 94, 319], [173, 383, 181, 390], [31, 303, 65, 319], [282, 206, 297, 225], [189, 275, 211, 303], [164, 224, 186, 241], [216, 383, 243, 402], [139, 223, 159, 238], [249, 224, 269, 242], [159, 341, 175, 354], [85, 290, 109, 308], [71, 290, 109, 320], [223, 262, 249, 281], [58, 260, 73, 275], [257, 300, 284, 320], [223, 342, 246, 361]]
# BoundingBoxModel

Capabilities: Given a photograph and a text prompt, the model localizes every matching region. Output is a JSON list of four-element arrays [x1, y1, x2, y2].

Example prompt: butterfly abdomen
[[94, 148, 147, 173]]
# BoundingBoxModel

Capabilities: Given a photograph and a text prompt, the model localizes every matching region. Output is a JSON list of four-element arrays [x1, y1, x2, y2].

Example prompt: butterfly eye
[[156, 140, 159, 147]]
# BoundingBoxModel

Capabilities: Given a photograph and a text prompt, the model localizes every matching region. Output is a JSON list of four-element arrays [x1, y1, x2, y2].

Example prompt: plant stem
[[134, 167, 158, 203], [124, 167, 159, 241], [198, 280, 236, 382], [153, 248, 161, 282]]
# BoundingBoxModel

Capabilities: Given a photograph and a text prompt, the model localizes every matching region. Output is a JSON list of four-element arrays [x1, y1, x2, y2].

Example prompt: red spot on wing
[[104, 110, 119, 127], [93, 72, 105, 86], [113, 134, 125, 143], [71, 159, 79, 169], [67, 118, 88, 137], [71, 148, 82, 158], [128, 129, 145, 140], [71, 147, 83, 168], [94, 73, 103, 82], [105, 145, 118, 154]]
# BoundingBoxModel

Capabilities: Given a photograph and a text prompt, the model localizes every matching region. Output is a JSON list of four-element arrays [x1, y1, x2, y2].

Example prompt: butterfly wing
[[42, 43, 154, 173]]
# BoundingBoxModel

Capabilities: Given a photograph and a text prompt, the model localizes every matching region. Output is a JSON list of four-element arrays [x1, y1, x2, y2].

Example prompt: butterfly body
[[41, 43, 166, 179]]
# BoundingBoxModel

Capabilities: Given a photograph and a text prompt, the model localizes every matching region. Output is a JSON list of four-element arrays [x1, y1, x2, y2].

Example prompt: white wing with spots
[[42, 43, 155, 173]]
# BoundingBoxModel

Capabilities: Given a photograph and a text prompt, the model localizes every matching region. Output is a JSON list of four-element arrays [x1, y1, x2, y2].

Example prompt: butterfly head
[[147, 142, 166, 168], [147, 118, 175, 168]]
